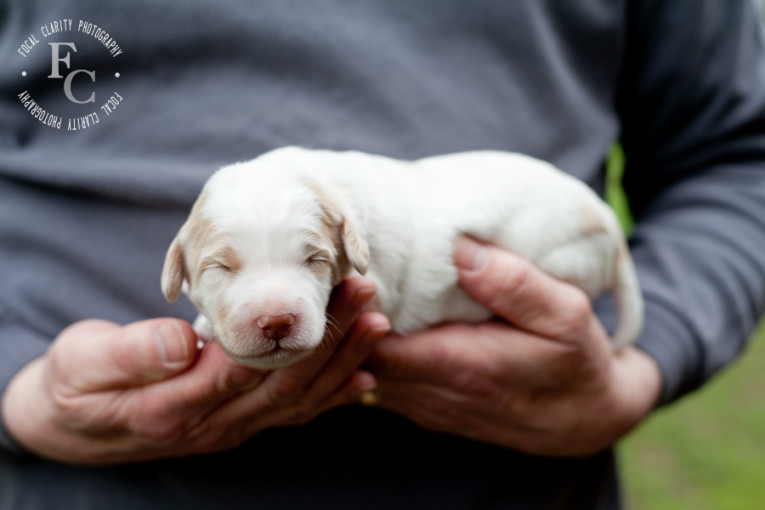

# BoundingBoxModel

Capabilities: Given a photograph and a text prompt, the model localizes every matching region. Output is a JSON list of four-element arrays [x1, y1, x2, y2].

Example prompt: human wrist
[[607, 346, 662, 438], [0, 356, 93, 463], [1, 357, 58, 458]]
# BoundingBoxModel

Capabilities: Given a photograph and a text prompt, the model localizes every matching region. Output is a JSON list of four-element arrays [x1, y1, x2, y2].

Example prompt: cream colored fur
[[162, 146, 643, 369]]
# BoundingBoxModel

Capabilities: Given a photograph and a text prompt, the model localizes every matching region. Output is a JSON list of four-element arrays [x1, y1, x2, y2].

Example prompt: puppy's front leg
[[192, 315, 214, 350]]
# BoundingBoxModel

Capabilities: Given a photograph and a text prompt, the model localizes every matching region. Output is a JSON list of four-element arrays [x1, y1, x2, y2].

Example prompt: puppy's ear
[[161, 236, 186, 303], [340, 215, 369, 276], [303, 176, 370, 279]]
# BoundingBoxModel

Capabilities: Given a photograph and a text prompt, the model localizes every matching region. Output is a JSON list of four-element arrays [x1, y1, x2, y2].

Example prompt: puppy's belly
[[414, 283, 494, 331], [384, 284, 493, 334], [372, 248, 493, 334]]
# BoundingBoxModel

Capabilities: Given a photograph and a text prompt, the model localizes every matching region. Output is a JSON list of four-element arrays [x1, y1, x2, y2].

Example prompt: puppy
[[161, 147, 643, 370]]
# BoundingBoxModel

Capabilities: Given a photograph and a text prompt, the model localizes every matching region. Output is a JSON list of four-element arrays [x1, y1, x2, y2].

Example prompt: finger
[[325, 276, 379, 346], [366, 321, 579, 386], [325, 370, 379, 409], [367, 378, 477, 435], [253, 276, 378, 407], [365, 322, 492, 381], [371, 378, 537, 448], [211, 313, 388, 432], [363, 321, 524, 381], [136, 277, 380, 424], [454, 236, 594, 340], [298, 311, 389, 405], [53, 318, 198, 393], [143, 340, 265, 418]]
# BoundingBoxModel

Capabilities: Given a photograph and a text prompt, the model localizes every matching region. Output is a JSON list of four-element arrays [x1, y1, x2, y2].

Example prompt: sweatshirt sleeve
[[0, 316, 51, 452], [618, 0, 765, 404]]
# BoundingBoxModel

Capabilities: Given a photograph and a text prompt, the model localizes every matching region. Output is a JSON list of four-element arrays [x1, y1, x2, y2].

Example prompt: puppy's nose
[[256, 314, 295, 341]]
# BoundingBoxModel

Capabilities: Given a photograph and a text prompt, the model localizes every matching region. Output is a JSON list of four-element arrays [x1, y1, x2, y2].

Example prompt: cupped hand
[[364, 237, 661, 456], [1, 277, 389, 465]]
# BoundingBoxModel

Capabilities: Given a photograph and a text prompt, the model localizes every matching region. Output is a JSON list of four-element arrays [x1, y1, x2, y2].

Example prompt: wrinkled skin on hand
[[2, 277, 389, 465], [365, 237, 661, 456]]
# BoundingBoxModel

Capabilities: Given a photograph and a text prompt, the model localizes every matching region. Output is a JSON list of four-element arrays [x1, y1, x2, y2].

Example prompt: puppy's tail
[[611, 241, 644, 349]]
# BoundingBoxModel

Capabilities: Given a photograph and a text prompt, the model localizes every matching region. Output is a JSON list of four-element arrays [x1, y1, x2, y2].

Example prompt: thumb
[[453, 236, 590, 339], [52, 318, 198, 393]]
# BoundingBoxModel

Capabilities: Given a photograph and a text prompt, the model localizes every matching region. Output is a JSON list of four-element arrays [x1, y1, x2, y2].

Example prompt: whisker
[[324, 312, 343, 337], [317, 334, 334, 353]]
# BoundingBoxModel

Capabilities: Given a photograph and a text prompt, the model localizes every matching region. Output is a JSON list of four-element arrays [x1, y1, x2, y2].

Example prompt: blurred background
[[620, 322, 765, 510], [606, 145, 765, 510]]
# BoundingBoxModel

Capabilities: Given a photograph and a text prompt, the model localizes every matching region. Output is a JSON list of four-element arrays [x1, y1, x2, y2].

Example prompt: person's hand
[[1, 277, 389, 465], [364, 237, 661, 456]]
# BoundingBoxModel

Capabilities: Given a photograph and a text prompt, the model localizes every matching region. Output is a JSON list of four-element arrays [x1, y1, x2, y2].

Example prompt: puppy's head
[[161, 160, 368, 370]]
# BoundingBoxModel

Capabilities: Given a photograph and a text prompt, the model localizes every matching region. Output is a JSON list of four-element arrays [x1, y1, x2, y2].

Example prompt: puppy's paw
[[192, 314, 214, 350]]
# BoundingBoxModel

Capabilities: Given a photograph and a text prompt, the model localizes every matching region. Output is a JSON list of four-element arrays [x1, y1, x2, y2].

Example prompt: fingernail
[[356, 372, 378, 392], [155, 321, 190, 364], [454, 237, 489, 273]]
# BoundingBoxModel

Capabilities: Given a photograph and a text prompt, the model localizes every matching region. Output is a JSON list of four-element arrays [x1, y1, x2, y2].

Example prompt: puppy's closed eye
[[200, 246, 241, 275], [304, 248, 334, 278], [305, 254, 330, 266], [201, 260, 233, 273]]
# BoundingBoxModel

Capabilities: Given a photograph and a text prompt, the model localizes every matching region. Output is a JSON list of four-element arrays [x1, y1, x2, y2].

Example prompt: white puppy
[[162, 147, 643, 370]]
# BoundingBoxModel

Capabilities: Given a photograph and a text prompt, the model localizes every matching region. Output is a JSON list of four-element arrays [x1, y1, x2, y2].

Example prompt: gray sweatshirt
[[1, 0, 765, 508]]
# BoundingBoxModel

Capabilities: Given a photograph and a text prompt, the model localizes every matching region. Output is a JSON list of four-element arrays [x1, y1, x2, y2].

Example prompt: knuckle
[[556, 290, 593, 338], [48, 385, 90, 424], [486, 263, 532, 313], [59, 319, 113, 339], [130, 414, 189, 444], [451, 369, 494, 399], [497, 263, 532, 297], [282, 403, 314, 426], [128, 401, 211, 446], [263, 379, 304, 409], [219, 366, 262, 393], [46, 376, 126, 436], [188, 427, 233, 454], [566, 291, 593, 324]]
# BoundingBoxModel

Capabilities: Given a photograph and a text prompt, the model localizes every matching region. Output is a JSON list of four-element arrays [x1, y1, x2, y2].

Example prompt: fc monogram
[[48, 42, 96, 104]]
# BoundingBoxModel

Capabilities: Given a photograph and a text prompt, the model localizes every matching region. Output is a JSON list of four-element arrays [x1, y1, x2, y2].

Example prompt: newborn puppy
[[162, 147, 643, 369]]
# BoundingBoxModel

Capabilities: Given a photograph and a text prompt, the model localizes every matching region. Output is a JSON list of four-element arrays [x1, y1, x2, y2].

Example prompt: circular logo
[[15, 18, 124, 131]]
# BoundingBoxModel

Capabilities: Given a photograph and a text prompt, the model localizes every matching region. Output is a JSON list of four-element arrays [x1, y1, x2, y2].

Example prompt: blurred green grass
[[606, 144, 765, 509], [620, 322, 765, 510]]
